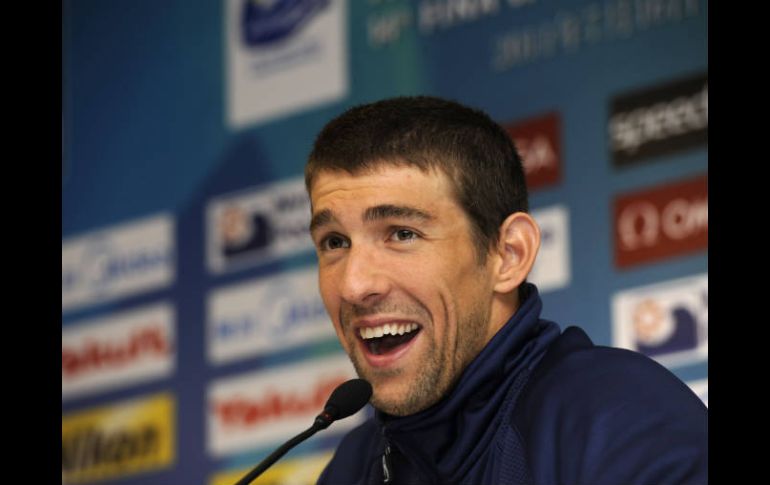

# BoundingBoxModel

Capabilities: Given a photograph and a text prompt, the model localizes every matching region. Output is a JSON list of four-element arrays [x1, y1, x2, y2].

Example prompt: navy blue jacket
[[318, 284, 708, 485]]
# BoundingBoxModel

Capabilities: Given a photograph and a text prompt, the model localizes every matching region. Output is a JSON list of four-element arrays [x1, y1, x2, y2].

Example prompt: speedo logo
[[609, 72, 708, 166]]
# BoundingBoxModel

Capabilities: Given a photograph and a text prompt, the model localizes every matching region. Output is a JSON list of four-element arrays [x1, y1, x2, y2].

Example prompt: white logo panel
[[207, 266, 334, 364], [62, 214, 175, 313], [612, 274, 708, 368], [62, 302, 175, 400], [206, 354, 361, 457], [529, 205, 571, 293], [207, 177, 313, 274], [225, 0, 348, 128]]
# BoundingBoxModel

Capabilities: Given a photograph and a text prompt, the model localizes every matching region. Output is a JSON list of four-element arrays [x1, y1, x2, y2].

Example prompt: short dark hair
[[305, 96, 529, 263]]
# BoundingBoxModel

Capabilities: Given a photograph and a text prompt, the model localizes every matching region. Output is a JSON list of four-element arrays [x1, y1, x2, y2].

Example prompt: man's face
[[309, 165, 498, 416]]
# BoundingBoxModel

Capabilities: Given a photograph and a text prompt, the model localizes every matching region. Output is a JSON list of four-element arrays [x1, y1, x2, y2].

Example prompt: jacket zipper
[[381, 428, 393, 484], [382, 443, 393, 483]]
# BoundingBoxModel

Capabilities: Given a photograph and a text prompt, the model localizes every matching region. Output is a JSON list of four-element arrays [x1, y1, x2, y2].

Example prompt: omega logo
[[619, 197, 708, 250]]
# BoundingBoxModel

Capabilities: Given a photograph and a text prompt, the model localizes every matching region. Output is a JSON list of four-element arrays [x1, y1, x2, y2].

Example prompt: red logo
[[213, 375, 348, 428], [614, 175, 707, 268], [62, 325, 170, 377], [503, 112, 562, 190]]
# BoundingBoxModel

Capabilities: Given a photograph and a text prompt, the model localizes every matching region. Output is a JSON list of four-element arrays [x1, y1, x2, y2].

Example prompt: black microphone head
[[324, 378, 372, 421]]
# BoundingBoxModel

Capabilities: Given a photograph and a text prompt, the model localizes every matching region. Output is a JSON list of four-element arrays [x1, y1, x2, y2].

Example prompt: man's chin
[[348, 347, 440, 415], [369, 383, 441, 417], [371, 396, 413, 417]]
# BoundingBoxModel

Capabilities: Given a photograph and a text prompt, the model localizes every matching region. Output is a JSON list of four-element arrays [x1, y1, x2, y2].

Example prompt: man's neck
[[486, 288, 520, 343]]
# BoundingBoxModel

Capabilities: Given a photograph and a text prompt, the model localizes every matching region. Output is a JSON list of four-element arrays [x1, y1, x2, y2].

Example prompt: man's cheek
[[318, 286, 336, 320], [331, 318, 352, 350]]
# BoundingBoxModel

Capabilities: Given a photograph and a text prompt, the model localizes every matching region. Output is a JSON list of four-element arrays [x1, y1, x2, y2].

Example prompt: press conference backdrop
[[61, 1, 708, 484]]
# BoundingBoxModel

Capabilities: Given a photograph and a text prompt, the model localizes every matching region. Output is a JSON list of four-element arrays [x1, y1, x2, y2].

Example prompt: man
[[305, 96, 707, 484]]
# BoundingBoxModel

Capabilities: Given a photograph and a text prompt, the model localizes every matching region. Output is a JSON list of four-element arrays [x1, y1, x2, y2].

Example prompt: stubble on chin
[[336, 297, 490, 417], [337, 301, 442, 416], [343, 332, 447, 417]]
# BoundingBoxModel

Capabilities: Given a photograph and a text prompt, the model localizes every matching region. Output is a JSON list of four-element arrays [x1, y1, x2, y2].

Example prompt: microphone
[[233, 378, 372, 485]]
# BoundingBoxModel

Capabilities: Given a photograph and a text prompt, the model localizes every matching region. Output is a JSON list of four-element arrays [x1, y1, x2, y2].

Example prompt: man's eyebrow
[[364, 204, 434, 222], [309, 205, 434, 233], [309, 209, 334, 233]]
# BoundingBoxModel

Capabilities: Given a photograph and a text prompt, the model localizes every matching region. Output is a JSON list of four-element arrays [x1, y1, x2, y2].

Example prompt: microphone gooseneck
[[233, 378, 373, 485]]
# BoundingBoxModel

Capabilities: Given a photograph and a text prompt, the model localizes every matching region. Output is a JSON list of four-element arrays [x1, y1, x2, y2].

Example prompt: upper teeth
[[359, 323, 419, 340]]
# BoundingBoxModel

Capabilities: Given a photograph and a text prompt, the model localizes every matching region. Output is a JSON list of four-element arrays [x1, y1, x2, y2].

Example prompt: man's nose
[[339, 244, 390, 306]]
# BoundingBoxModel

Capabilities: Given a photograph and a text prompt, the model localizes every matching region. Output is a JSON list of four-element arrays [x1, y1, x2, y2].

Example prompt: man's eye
[[391, 229, 418, 242], [320, 235, 350, 251]]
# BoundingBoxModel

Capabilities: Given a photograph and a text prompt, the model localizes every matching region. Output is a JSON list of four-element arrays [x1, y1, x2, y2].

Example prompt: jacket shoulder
[[512, 328, 708, 485], [522, 341, 707, 417]]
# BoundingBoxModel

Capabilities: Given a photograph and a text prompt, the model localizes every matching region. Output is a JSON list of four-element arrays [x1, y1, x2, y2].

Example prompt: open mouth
[[358, 323, 421, 356]]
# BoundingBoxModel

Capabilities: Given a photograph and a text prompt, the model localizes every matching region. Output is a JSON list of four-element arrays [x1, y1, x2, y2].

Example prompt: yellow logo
[[62, 392, 175, 484], [209, 451, 333, 485]]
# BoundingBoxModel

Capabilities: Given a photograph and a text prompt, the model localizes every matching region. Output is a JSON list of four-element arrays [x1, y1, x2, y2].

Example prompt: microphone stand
[[233, 413, 334, 485]]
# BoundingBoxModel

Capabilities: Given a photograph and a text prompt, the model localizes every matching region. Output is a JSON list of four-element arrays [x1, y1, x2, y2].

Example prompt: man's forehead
[[309, 164, 448, 195], [307, 165, 460, 228]]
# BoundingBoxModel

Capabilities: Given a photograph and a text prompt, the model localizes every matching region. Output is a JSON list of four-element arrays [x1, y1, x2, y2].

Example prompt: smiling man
[[305, 96, 707, 485]]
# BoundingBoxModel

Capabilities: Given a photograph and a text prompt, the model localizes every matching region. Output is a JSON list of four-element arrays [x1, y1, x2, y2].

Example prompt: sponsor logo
[[207, 354, 361, 456], [61, 392, 175, 484], [529, 205, 571, 292], [208, 451, 333, 485], [62, 214, 175, 313], [687, 378, 708, 408], [207, 177, 313, 273], [62, 303, 175, 400], [613, 175, 707, 268], [226, 0, 348, 127], [612, 273, 707, 368], [208, 266, 334, 364], [609, 71, 708, 166], [503, 112, 562, 190], [242, 0, 329, 46]]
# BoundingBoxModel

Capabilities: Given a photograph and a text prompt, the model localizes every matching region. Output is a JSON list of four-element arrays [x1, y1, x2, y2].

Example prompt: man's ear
[[492, 212, 540, 294]]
